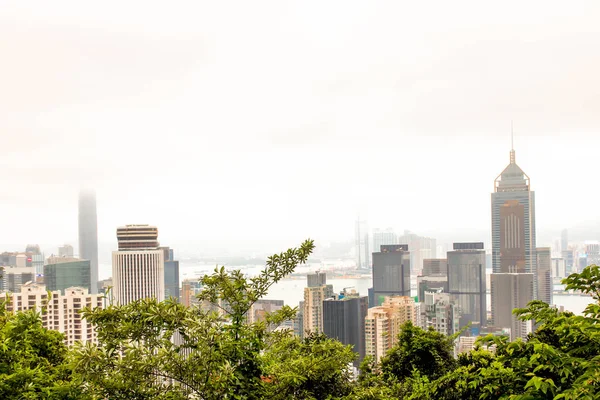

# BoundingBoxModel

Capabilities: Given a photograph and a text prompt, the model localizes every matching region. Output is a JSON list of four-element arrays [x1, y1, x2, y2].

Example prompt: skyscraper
[[58, 244, 74, 258], [160, 246, 180, 301], [551, 258, 567, 278], [423, 290, 460, 336], [490, 273, 534, 341], [416, 275, 447, 302], [25, 244, 41, 255], [447, 242, 487, 329], [323, 289, 368, 366], [26, 244, 44, 279], [355, 217, 370, 269], [365, 296, 416, 363], [397, 231, 436, 275], [536, 247, 552, 305], [78, 190, 99, 294], [372, 244, 411, 306], [44, 256, 92, 294], [112, 225, 165, 305], [491, 146, 537, 276], [372, 228, 398, 254], [560, 229, 568, 253], [490, 143, 536, 339], [422, 259, 447, 276], [303, 284, 334, 335], [307, 271, 327, 287], [417, 258, 448, 303], [585, 241, 600, 266], [560, 229, 574, 274]]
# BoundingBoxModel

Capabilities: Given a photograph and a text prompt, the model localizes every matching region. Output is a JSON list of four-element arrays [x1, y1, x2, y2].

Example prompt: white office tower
[[112, 225, 164, 305]]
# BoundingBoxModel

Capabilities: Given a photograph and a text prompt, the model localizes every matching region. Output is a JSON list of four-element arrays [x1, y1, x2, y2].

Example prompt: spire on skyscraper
[[495, 125, 529, 192], [510, 121, 516, 164]]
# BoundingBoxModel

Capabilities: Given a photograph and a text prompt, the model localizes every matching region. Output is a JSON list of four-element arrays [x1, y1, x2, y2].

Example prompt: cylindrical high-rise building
[[78, 190, 99, 294], [112, 225, 164, 305]]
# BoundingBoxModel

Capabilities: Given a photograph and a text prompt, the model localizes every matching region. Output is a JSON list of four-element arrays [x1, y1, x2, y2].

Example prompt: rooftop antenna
[[510, 121, 516, 163]]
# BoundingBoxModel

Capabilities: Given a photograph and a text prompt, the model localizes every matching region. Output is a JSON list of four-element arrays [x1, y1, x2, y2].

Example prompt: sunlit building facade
[[112, 225, 164, 305], [365, 296, 416, 363]]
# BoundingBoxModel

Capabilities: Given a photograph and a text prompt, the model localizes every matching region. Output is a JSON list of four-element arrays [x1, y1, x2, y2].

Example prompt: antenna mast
[[510, 121, 516, 163]]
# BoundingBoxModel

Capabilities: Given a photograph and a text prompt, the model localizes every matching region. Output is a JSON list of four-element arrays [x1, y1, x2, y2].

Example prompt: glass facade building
[[372, 245, 411, 306], [490, 146, 536, 340], [161, 247, 180, 301], [323, 293, 368, 366], [491, 149, 537, 277], [44, 258, 91, 294], [447, 242, 486, 329]]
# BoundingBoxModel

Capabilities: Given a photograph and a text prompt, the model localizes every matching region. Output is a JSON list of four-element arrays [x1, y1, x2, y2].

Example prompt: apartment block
[[0, 282, 104, 346]]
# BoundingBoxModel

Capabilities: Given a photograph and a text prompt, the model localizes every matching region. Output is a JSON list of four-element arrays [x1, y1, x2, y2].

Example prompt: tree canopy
[[351, 264, 600, 400], [2, 238, 600, 400], [0, 300, 84, 399]]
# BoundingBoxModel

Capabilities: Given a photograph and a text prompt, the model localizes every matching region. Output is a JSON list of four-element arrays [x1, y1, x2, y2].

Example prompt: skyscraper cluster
[[0, 190, 184, 347], [0, 139, 595, 359]]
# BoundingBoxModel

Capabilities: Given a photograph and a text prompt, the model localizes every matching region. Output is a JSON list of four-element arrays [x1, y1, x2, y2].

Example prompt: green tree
[[261, 332, 356, 399], [380, 321, 456, 382], [347, 322, 456, 400], [0, 301, 85, 399], [407, 264, 600, 400], [72, 239, 355, 399]]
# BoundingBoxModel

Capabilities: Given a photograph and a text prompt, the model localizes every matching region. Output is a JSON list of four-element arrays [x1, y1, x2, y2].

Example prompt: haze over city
[[2, 1, 600, 257], [4, 3, 600, 398]]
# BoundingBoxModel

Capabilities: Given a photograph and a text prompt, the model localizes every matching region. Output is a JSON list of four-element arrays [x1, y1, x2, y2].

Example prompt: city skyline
[[3, 5, 600, 396], [1, 2, 600, 255]]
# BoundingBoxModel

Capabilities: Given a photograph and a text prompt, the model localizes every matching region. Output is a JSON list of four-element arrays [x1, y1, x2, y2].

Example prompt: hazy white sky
[[1, 1, 600, 255]]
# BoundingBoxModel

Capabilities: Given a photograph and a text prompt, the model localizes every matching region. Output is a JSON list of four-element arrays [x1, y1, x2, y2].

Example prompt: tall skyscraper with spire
[[78, 190, 99, 294], [491, 143, 537, 275], [490, 138, 537, 340]]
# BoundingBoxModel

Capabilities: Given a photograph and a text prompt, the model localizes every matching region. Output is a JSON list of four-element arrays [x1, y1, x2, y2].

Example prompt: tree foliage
[[262, 332, 356, 399], [380, 321, 456, 382], [72, 239, 317, 399], [0, 301, 84, 399], [350, 264, 600, 400], [5, 243, 600, 400]]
